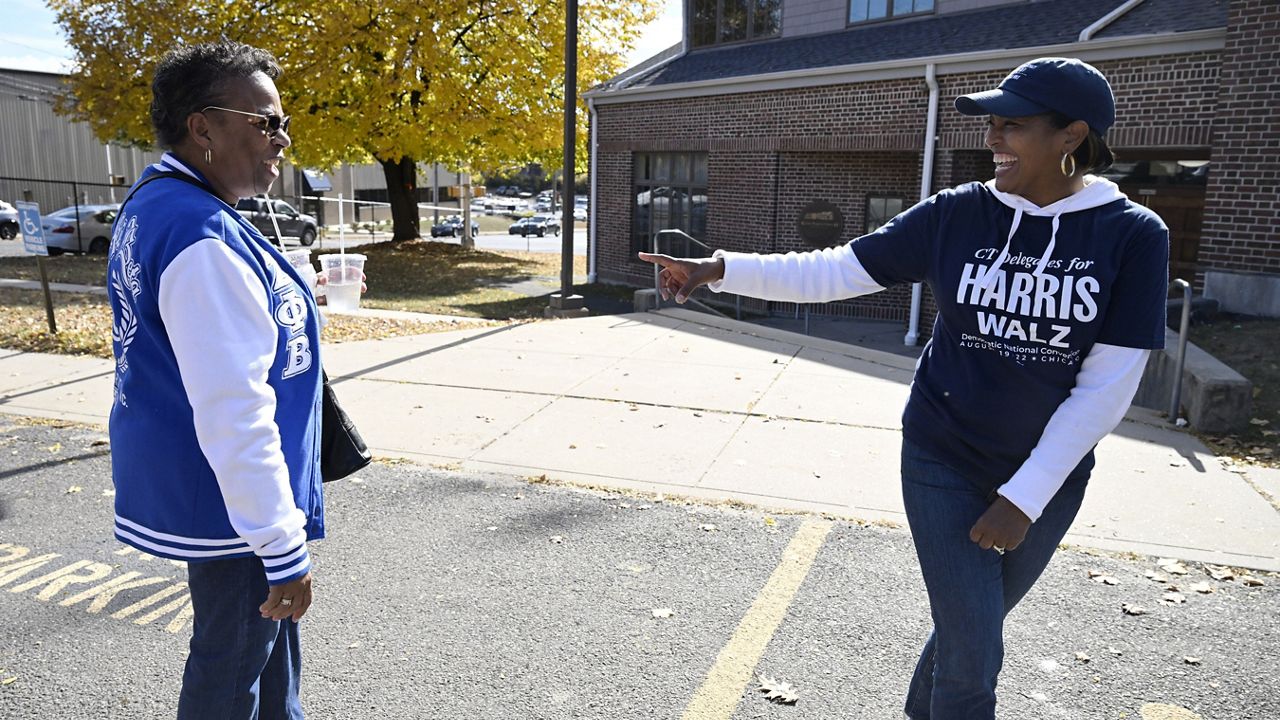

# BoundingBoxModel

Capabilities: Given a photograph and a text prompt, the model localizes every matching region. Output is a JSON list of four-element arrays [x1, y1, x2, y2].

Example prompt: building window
[[633, 152, 709, 254], [691, 0, 782, 49], [866, 195, 905, 233], [849, 0, 932, 25]]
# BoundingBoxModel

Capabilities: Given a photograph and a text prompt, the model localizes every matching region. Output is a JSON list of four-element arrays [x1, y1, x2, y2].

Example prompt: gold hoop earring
[[1060, 152, 1077, 177], [204, 148, 212, 165]]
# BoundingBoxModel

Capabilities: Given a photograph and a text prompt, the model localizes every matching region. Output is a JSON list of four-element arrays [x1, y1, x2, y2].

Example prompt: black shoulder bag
[[117, 172, 371, 482]]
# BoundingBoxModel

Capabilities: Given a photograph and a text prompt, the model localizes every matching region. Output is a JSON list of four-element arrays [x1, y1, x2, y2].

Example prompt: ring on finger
[[279, 597, 293, 606], [993, 546, 1006, 555]]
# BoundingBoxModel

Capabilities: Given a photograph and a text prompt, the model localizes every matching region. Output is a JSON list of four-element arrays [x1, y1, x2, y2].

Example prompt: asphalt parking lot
[[1, 420, 1277, 719]]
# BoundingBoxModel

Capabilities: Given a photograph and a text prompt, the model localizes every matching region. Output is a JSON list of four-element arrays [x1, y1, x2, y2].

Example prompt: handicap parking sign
[[16, 201, 48, 257]]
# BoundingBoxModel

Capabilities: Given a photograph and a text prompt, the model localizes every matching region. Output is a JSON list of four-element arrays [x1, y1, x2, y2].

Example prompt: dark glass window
[[754, 0, 782, 37], [690, 0, 782, 48], [633, 152, 709, 254], [866, 195, 905, 233], [692, 0, 717, 47], [849, 0, 930, 24], [721, 0, 749, 42]]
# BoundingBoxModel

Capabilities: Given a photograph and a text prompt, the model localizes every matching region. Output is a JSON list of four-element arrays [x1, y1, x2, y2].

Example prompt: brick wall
[[596, 76, 931, 153], [935, 52, 1221, 150], [1200, 0, 1280, 275]]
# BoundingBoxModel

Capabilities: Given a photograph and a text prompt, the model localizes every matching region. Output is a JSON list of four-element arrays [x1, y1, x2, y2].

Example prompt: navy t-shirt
[[853, 182, 1169, 494]]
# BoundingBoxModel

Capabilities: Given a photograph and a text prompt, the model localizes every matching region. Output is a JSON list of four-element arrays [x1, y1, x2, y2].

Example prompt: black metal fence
[[0, 175, 127, 254]]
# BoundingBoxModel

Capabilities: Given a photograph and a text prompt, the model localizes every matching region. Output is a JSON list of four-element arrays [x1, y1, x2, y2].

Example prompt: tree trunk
[[379, 157, 420, 241]]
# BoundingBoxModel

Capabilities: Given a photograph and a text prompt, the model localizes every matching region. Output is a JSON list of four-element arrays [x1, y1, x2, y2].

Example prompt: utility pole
[[547, 0, 587, 318]]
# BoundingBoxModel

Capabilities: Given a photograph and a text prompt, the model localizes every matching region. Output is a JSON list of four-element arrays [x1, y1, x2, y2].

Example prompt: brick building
[[585, 0, 1280, 337]]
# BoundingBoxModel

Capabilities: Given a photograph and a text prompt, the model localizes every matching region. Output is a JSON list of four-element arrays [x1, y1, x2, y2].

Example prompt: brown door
[[1122, 186, 1204, 283]]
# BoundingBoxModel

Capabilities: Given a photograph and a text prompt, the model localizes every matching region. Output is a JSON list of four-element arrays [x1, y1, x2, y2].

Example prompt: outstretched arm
[[639, 243, 885, 305]]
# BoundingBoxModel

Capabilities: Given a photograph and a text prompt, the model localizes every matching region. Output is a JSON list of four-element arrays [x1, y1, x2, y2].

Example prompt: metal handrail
[[650, 228, 729, 318], [1169, 279, 1192, 423]]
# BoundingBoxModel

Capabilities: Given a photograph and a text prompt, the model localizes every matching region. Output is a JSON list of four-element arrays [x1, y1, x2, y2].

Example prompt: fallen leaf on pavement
[[1, 677, 14, 686], [1242, 576, 1265, 587], [1206, 566, 1235, 581], [90, 438, 109, 447], [65, 486, 82, 494], [651, 608, 674, 619], [1122, 603, 1148, 616], [1089, 571, 1119, 585], [757, 675, 799, 705], [47, 442, 61, 453], [1189, 582, 1215, 594], [1074, 652, 1091, 663], [1161, 592, 1186, 605], [1249, 418, 1269, 426], [1161, 562, 1189, 575], [549, 535, 564, 544], [699, 523, 717, 532], [1145, 571, 1169, 583], [1108, 647, 1123, 656], [1184, 656, 1202, 665]]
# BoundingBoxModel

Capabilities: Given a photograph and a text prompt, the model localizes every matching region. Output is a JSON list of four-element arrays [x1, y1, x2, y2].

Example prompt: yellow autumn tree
[[50, 0, 659, 239]]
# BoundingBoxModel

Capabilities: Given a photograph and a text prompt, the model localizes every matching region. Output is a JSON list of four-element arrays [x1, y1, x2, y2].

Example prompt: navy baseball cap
[[955, 57, 1115, 136]]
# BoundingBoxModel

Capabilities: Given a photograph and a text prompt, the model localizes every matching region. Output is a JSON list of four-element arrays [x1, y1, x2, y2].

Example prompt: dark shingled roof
[[615, 0, 1225, 91], [1096, 0, 1228, 38]]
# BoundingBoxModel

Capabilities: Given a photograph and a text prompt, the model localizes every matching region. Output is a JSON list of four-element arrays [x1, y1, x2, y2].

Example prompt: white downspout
[[906, 62, 938, 346], [1079, 0, 1144, 42], [587, 96, 599, 283]]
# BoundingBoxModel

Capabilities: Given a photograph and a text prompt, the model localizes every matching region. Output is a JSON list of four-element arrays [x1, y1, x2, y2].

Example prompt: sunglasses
[[201, 105, 291, 138]]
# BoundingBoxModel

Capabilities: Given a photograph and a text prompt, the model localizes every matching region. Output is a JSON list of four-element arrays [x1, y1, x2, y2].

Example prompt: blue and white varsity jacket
[[107, 153, 323, 586]]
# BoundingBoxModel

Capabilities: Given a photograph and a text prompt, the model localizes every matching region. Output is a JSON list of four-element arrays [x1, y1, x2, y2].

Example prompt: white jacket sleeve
[[706, 245, 885, 302], [997, 343, 1151, 522], [159, 238, 310, 585]]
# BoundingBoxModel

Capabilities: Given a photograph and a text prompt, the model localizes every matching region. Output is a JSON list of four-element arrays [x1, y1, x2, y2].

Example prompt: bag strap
[[117, 170, 214, 218]]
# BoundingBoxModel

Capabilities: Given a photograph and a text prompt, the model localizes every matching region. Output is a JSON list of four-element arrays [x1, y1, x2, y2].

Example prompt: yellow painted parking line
[[681, 518, 833, 720], [1140, 704, 1203, 720]]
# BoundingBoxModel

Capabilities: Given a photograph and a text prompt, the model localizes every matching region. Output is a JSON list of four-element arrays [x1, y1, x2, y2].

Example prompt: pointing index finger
[[637, 252, 677, 268]]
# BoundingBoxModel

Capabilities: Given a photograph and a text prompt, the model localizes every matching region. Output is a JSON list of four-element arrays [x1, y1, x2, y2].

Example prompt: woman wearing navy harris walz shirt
[[641, 58, 1168, 719]]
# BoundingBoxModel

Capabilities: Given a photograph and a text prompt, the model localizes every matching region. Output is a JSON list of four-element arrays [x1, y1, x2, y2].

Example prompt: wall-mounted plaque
[[797, 200, 844, 247]]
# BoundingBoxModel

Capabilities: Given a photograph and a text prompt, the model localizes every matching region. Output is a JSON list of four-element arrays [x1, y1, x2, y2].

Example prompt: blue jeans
[[178, 556, 304, 720], [900, 439, 1087, 720]]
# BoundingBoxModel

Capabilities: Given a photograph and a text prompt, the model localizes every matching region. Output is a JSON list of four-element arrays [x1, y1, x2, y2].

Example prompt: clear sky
[[0, 0, 75, 73], [0, 0, 683, 74]]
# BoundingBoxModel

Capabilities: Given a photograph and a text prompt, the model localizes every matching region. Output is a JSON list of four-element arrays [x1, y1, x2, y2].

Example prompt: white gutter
[[1080, 0, 1145, 42], [587, 28, 1224, 104], [905, 62, 938, 347], [587, 96, 598, 283]]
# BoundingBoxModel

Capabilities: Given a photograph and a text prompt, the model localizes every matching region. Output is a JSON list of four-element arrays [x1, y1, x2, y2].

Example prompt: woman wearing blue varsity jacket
[[642, 58, 1169, 720], [107, 41, 320, 719]]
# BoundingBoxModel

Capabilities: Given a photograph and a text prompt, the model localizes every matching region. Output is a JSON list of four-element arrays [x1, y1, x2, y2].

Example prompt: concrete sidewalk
[[1, 308, 1276, 571]]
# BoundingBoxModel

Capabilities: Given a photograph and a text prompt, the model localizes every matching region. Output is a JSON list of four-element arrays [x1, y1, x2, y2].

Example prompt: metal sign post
[[17, 192, 56, 334]]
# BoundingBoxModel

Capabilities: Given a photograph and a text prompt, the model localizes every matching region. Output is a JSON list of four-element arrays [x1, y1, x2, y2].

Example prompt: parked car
[[0, 200, 18, 240], [40, 204, 119, 254], [431, 215, 479, 238], [513, 214, 561, 237], [572, 207, 587, 222], [234, 197, 318, 246], [507, 217, 536, 235]]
